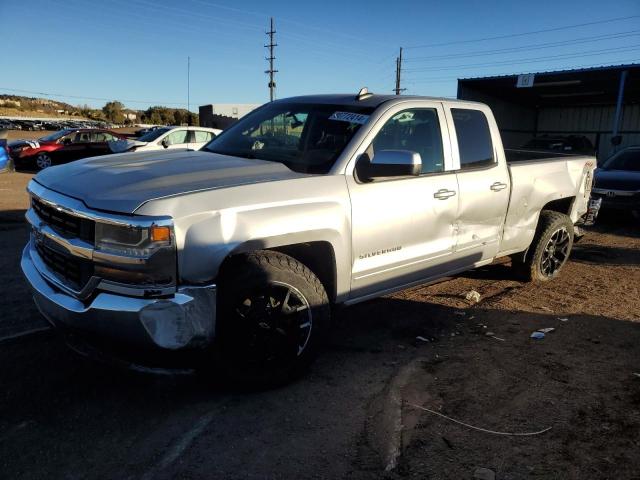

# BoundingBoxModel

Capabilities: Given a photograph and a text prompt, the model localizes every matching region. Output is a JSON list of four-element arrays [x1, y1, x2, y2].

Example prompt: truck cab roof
[[276, 93, 484, 109]]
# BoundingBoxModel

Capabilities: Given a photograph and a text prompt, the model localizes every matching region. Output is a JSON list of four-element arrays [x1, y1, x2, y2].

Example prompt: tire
[[35, 153, 53, 170], [215, 250, 330, 387], [514, 211, 574, 282]]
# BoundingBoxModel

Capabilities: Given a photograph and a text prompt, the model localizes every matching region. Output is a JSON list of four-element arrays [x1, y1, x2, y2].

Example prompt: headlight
[[94, 222, 176, 289], [95, 223, 172, 257]]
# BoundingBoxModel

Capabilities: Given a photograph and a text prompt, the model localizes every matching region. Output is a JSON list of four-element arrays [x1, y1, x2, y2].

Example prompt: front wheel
[[515, 211, 574, 282], [215, 250, 330, 386], [35, 153, 53, 170]]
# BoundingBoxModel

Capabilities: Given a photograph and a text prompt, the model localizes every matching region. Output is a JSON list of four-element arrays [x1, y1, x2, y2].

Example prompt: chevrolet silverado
[[21, 91, 596, 384]]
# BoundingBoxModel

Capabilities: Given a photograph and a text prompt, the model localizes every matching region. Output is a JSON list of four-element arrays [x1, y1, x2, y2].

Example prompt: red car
[[10, 129, 127, 170]]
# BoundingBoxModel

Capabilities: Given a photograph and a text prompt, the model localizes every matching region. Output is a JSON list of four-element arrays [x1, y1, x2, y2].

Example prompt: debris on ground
[[531, 331, 545, 340], [416, 336, 430, 343], [465, 290, 482, 303], [485, 331, 505, 341], [454, 311, 466, 316], [473, 467, 496, 480], [538, 327, 556, 334], [558, 317, 569, 322], [633, 373, 640, 379], [408, 403, 552, 436]]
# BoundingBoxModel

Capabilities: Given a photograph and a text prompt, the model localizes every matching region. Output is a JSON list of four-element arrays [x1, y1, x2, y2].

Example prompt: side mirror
[[358, 150, 421, 181], [62, 138, 72, 145], [161, 138, 170, 148]]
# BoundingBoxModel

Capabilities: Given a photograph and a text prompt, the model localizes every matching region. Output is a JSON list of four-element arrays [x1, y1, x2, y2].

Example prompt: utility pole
[[394, 47, 405, 95], [187, 56, 191, 125], [265, 17, 278, 102]]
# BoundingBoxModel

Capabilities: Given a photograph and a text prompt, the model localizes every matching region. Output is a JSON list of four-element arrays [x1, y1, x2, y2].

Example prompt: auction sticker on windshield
[[328, 112, 369, 125]]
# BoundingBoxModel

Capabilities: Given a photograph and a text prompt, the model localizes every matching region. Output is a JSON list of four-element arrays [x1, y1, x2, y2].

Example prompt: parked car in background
[[0, 119, 22, 130], [522, 135, 595, 156], [0, 131, 12, 173], [10, 128, 127, 170], [592, 146, 640, 216], [134, 125, 163, 137], [108, 126, 221, 153], [14, 120, 44, 131]]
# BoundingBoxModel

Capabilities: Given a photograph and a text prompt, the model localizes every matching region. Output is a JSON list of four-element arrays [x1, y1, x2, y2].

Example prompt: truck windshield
[[203, 102, 374, 173]]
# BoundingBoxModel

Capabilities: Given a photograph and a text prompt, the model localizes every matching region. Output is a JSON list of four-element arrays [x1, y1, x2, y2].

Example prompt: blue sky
[[1, 0, 639, 111]]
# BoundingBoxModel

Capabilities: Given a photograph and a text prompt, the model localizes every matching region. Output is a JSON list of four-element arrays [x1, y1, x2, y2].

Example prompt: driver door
[[57, 132, 91, 162], [160, 129, 190, 151], [346, 102, 462, 299]]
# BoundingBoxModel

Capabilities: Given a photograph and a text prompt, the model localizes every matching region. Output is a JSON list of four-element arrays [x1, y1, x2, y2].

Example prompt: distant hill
[[0, 95, 84, 118], [0, 94, 195, 125]]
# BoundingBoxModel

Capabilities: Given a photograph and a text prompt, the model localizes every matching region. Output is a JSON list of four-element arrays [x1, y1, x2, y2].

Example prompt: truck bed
[[505, 148, 583, 163]]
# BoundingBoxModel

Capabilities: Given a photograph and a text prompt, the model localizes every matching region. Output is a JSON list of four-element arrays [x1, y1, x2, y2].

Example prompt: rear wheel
[[215, 250, 330, 386], [514, 211, 574, 282], [35, 153, 53, 170]]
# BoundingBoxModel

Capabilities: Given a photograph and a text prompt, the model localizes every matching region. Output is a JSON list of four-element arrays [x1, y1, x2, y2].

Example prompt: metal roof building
[[457, 64, 640, 160]]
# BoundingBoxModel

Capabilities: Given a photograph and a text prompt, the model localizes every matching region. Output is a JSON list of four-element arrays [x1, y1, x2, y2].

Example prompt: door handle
[[490, 182, 508, 192], [434, 189, 457, 200]]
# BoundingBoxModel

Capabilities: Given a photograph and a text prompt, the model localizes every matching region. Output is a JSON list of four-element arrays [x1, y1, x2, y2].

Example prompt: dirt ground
[[0, 171, 638, 479]]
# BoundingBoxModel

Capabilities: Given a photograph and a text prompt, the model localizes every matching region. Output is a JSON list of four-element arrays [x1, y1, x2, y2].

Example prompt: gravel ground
[[0, 171, 638, 479]]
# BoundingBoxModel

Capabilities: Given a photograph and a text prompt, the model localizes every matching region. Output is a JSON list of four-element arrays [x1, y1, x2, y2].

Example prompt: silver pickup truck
[[21, 92, 596, 383]]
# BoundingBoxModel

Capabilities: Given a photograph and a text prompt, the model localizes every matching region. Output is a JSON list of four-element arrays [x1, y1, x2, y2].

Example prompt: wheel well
[[512, 198, 575, 265], [270, 242, 337, 303], [542, 197, 574, 216], [218, 241, 338, 304]]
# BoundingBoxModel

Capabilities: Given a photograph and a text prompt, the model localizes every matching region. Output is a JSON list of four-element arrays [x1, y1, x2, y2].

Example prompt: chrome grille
[[35, 241, 94, 291], [31, 197, 95, 243]]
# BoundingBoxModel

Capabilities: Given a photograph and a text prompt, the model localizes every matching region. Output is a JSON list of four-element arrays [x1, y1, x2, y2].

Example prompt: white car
[[108, 126, 222, 154]]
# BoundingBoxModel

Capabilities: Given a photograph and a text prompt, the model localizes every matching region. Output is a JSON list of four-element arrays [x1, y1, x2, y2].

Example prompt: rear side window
[[194, 131, 214, 143], [452, 109, 495, 170]]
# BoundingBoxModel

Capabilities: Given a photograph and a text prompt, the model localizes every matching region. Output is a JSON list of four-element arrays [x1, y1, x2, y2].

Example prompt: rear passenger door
[[347, 102, 460, 299], [188, 129, 215, 151], [446, 106, 510, 260], [87, 131, 116, 157]]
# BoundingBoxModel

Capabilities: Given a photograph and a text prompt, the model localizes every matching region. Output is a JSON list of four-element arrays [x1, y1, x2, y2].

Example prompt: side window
[[370, 108, 444, 174], [451, 109, 495, 170], [194, 131, 214, 143], [91, 132, 113, 142], [73, 132, 91, 143], [164, 130, 190, 145]]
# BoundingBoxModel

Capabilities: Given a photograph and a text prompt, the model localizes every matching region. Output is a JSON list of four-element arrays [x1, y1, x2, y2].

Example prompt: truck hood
[[594, 169, 640, 191], [34, 150, 310, 213]]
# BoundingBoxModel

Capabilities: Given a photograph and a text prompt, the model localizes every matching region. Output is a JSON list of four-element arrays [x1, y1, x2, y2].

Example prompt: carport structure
[[457, 64, 640, 160]]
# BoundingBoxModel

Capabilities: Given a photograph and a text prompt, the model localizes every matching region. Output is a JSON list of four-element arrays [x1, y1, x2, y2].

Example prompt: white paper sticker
[[328, 111, 369, 125]]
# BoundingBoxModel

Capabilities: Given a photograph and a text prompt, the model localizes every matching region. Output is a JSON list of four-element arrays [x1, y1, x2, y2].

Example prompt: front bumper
[[21, 243, 217, 353], [591, 189, 640, 211]]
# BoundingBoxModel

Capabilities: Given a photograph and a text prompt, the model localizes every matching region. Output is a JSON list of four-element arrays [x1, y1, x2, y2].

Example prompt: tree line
[[100, 101, 198, 126]]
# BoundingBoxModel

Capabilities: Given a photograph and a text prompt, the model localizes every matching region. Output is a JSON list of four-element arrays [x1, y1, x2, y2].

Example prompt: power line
[[404, 30, 640, 62], [404, 14, 640, 49], [403, 45, 640, 73], [265, 17, 278, 102]]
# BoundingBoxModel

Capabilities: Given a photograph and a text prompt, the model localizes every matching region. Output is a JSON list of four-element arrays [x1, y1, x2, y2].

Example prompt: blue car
[[0, 135, 13, 173]]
